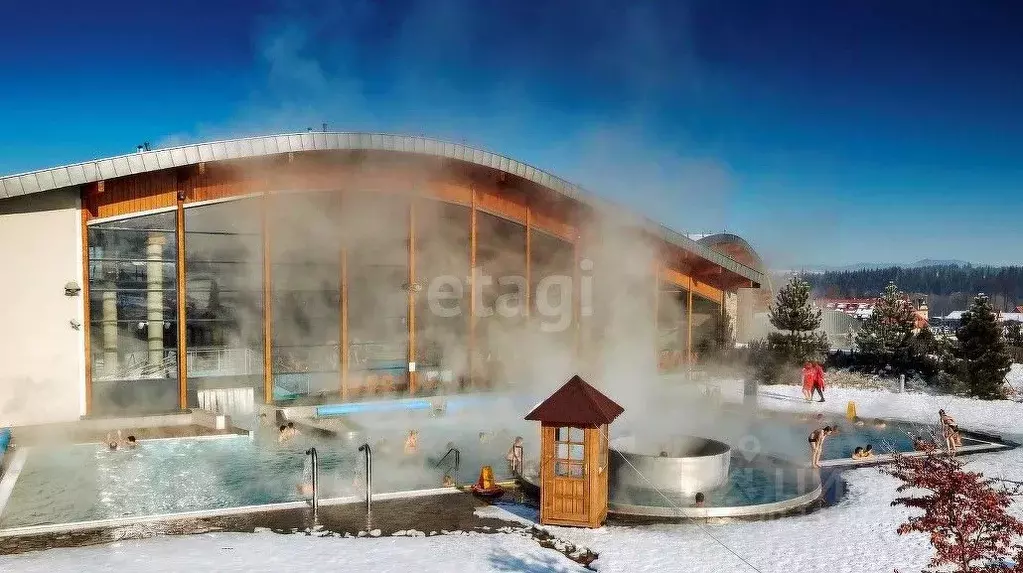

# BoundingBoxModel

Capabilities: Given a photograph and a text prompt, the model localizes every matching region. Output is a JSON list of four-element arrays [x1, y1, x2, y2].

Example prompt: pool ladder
[[358, 443, 373, 516], [434, 447, 460, 474], [305, 447, 319, 521]]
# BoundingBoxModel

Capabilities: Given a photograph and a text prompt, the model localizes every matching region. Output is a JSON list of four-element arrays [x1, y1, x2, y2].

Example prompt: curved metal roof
[[695, 233, 765, 272], [0, 131, 763, 285]]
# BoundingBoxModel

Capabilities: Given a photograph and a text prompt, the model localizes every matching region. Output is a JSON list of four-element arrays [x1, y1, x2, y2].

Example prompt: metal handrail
[[358, 443, 372, 515], [305, 447, 319, 520], [434, 447, 460, 472]]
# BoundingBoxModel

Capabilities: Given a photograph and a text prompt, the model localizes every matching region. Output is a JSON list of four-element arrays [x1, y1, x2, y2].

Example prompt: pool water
[[749, 417, 984, 461], [0, 432, 517, 529]]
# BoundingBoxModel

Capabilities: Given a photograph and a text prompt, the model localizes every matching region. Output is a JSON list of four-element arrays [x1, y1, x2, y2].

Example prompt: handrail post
[[358, 443, 372, 515], [305, 447, 319, 520]]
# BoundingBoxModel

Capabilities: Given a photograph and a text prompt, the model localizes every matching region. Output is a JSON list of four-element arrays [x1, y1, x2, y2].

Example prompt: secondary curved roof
[[696, 233, 765, 272], [0, 131, 763, 285]]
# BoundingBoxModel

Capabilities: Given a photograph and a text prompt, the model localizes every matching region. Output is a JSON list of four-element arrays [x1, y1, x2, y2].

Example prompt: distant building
[[814, 297, 929, 331]]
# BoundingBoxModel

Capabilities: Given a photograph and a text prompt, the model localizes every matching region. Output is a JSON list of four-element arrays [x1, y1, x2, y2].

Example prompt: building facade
[[0, 133, 764, 425]]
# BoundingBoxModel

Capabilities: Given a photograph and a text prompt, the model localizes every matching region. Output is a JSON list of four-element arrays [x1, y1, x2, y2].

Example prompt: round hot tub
[[609, 435, 731, 499]]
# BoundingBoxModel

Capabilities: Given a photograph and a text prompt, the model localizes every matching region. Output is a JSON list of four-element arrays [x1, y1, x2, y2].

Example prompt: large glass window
[[270, 192, 342, 402], [475, 212, 527, 389], [183, 198, 264, 406], [530, 230, 576, 353], [691, 295, 722, 364], [414, 200, 469, 395], [88, 211, 179, 415], [343, 192, 409, 398], [658, 281, 687, 372]]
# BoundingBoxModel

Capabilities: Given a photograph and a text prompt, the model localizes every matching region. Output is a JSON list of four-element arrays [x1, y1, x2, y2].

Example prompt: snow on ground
[[5, 375, 1023, 572], [534, 379, 1023, 573], [0, 529, 587, 573]]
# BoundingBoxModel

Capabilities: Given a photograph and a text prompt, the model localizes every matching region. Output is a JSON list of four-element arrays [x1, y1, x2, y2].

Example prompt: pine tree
[[766, 276, 829, 365], [882, 445, 1023, 572], [856, 282, 917, 356], [956, 294, 1012, 399], [1006, 320, 1023, 349]]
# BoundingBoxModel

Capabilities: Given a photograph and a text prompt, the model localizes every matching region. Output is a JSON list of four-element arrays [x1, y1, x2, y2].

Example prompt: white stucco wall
[[0, 187, 84, 426]]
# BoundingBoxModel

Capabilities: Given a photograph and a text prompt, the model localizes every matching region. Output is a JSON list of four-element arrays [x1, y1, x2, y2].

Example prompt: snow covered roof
[[941, 310, 1023, 322]]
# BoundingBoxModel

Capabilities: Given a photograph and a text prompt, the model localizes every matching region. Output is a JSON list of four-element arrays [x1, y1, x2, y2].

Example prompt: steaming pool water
[[0, 403, 997, 529], [0, 431, 518, 529]]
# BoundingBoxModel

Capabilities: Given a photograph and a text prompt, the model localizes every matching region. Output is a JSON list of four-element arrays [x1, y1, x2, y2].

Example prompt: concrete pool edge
[[0, 448, 30, 521], [0, 485, 464, 538], [606, 480, 823, 519], [819, 439, 1014, 469]]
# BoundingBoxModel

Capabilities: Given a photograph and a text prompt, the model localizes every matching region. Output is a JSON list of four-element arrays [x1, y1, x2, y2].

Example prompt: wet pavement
[[0, 491, 527, 556]]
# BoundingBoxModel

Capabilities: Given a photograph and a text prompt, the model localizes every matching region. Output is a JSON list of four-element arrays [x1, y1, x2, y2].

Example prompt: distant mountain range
[[781, 259, 972, 274]]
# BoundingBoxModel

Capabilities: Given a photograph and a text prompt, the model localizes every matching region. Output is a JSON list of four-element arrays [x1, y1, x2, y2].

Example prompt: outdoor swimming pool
[[749, 416, 987, 461], [0, 397, 1005, 530], [0, 431, 516, 529]]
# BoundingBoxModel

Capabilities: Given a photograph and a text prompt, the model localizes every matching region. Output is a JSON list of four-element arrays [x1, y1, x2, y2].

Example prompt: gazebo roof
[[524, 375, 625, 426]]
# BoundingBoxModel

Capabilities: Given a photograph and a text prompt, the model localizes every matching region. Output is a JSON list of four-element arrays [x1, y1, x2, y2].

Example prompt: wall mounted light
[[64, 281, 82, 297], [70, 319, 81, 330]]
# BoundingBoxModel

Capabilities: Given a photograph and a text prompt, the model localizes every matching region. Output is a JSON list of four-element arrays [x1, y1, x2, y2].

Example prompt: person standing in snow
[[810, 362, 826, 402], [801, 362, 816, 401]]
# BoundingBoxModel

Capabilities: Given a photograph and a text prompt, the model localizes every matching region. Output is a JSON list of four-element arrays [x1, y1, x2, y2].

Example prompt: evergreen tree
[[956, 294, 1012, 399], [766, 276, 829, 366], [1006, 320, 1023, 349], [856, 281, 918, 365]]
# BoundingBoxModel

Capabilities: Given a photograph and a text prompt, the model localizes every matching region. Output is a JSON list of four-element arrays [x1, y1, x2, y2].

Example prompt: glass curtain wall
[[474, 212, 527, 389], [414, 200, 470, 395], [88, 211, 179, 415], [269, 192, 342, 402], [690, 295, 722, 363], [343, 192, 410, 398], [658, 281, 687, 373], [183, 198, 264, 406], [529, 230, 576, 357]]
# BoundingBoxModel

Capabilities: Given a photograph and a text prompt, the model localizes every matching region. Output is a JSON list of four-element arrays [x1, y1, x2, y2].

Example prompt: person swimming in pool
[[404, 430, 419, 455], [278, 425, 291, 444], [912, 435, 936, 451], [862, 444, 874, 458], [852, 447, 865, 459], [105, 431, 120, 451], [125, 435, 138, 449], [694, 492, 705, 507]]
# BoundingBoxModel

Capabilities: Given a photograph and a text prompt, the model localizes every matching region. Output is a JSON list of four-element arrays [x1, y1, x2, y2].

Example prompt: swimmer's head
[[287, 422, 295, 429], [280, 425, 287, 432], [127, 436, 136, 443]]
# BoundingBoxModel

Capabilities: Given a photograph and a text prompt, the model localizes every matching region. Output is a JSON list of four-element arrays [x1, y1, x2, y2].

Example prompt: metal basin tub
[[609, 435, 731, 499]]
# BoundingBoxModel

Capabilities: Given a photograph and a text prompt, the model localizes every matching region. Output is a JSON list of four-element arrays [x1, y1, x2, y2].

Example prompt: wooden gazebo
[[524, 375, 624, 528]]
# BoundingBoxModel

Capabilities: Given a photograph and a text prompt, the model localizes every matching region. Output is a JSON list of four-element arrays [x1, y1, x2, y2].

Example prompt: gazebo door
[[544, 426, 588, 523]]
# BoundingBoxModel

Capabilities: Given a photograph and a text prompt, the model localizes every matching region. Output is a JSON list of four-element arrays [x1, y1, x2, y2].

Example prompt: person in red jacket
[[801, 362, 816, 401], [811, 362, 826, 402]]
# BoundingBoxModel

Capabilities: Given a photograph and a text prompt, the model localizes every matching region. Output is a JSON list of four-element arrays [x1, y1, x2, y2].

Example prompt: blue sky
[[2, 0, 1022, 268]]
